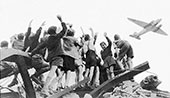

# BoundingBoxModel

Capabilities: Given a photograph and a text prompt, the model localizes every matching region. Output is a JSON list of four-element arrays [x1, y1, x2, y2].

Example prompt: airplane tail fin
[[129, 32, 141, 40]]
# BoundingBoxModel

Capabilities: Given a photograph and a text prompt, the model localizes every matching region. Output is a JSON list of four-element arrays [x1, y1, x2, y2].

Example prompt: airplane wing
[[128, 18, 148, 28], [154, 29, 168, 36]]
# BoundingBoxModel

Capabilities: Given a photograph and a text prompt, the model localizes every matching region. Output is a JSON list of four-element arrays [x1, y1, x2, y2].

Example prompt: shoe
[[8, 79, 18, 87]]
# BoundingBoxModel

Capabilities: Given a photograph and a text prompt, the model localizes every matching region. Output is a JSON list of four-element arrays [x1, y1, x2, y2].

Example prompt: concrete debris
[[84, 94, 93, 98], [102, 77, 170, 98], [140, 75, 161, 90], [62, 93, 80, 98]]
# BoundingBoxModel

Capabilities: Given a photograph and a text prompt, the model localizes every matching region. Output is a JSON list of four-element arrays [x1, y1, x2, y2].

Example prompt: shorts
[[85, 50, 97, 68], [62, 55, 77, 72], [119, 44, 134, 60], [103, 56, 116, 68]]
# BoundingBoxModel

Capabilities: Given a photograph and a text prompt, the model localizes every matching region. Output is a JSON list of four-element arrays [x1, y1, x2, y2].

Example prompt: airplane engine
[[157, 24, 162, 29], [152, 22, 159, 26], [153, 24, 162, 32]]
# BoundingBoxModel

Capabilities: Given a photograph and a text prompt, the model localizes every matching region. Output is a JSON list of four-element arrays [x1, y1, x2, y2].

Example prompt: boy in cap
[[30, 15, 67, 96], [113, 34, 134, 71]]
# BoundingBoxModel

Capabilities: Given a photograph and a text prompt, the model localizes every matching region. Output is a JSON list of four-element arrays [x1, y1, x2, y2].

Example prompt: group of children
[[0, 15, 134, 97]]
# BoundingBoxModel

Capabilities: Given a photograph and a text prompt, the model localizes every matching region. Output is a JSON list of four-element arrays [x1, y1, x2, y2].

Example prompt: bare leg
[[106, 68, 111, 80], [41, 66, 57, 95], [109, 66, 115, 79], [84, 68, 90, 78], [116, 60, 125, 70], [57, 72, 65, 89], [65, 70, 72, 88], [88, 66, 94, 86], [93, 66, 100, 87], [77, 65, 84, 82], [48, 68, 64, 91], [127, 57, 133, 69]]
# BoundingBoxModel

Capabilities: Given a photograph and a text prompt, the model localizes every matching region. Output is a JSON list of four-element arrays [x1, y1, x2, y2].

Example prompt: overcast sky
[[0, 0, 170, 91]]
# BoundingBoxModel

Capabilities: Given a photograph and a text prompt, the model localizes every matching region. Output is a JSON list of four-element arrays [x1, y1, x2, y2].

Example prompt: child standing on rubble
[[113, 34, 134, 71], [100, 32, 116, 79], [30, 15, 67, 96], [82, 28, 100, 87]]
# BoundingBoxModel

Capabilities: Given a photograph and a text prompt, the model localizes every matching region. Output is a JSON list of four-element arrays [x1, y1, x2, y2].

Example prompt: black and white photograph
[[0, 0, 170, 98]]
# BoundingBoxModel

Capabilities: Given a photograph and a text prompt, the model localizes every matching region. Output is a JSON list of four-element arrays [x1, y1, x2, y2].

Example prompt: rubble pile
[[103, 76, 170, 98], [59, 75, 170, 98]]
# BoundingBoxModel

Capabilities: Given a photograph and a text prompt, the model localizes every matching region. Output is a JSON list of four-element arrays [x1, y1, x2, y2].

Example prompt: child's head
[[84, 34, 90, 41], [47, 26, 57, 35], [100, 41, 107, 49], [0, 40, 8, 48], [17, 33, 24, 40], [114, 34, 121, 41]]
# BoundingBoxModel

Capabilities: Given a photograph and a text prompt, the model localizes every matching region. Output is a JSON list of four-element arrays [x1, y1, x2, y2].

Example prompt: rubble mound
[[103, 76, 170, 98]]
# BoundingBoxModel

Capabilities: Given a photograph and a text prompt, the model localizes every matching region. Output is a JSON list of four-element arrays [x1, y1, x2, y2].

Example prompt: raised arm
[[25, 19, 33, 38], [89, 27, 94, 38], [56, 15, 67, 38], [24, 20, 33, 51], [89, 27, 98, 45], [34, 21, 46, 40], [89, 27, 95, 43], [80, 27, 85, 36], [104, 32, 112, 46], [80, 27, 85, 45], [93, 32, 98, 45]]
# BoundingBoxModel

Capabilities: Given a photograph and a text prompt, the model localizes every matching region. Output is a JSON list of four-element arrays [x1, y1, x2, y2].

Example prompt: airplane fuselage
[[137, 19, 162, 36]]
